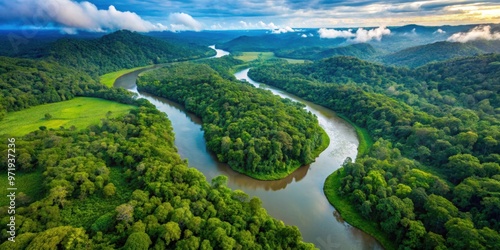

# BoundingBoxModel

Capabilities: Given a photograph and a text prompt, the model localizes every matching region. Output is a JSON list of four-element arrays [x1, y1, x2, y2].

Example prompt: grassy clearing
[[235, 52, 307, 64], [0, 97, 136, 136], [0, 168, 45, 202], [100, 65, 153, 87], [324, 168, 397, 250]]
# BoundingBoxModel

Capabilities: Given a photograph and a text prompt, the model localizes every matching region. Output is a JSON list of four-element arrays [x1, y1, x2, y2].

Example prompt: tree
[[123, 232, 152, 250], [26, 226, 89, 250], [445, 218, 483, 250], [103, 183, 116, 197], [116, 204, 134, 223], [162, 221, 181, 245], [445, 154, 482, 183], [423, 194, 458, 234]]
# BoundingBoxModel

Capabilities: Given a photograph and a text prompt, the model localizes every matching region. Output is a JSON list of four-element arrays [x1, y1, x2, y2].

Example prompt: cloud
[[301, 34, 307, 38], [272, 26, 296, 34], [318, 28, 355, 39], [258, 21, 278, 29], [168, 12, 203, 31], [352, 26, 391, 42], [447, 25, 500, 43], [0, 0, 168, 32], [318, 26, 390, 43], [434, 28, 446, 34], [236, 20, 282, 30]]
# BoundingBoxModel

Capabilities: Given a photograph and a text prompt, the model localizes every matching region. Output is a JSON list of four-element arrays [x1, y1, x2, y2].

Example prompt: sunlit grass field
[[0, 97, 136, 136], [235, 52, 307, 64]]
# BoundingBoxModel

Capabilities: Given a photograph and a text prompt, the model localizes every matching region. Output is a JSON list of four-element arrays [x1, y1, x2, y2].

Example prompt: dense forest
[[1, 100, 315, 249], [0, 33, 316, 248], [137, 59, 327, 180], [249, 54, 500, 249]]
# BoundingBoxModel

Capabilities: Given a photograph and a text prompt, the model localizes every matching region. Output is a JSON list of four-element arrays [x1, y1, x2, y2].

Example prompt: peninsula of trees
[[137, 59, 328, 180]]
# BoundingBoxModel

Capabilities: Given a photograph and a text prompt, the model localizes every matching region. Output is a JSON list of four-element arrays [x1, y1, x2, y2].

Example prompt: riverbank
[[99, 65, 154, 87], [336, 114, 374, 157], [323, 117, 395, 250], [324, 168, 397, 250]]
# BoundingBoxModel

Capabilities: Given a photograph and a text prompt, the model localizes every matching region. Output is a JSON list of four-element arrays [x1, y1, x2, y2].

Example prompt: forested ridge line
[[249, 54, 500, 249], [137, 58, 328, 180], [8, 30, 215, 77]]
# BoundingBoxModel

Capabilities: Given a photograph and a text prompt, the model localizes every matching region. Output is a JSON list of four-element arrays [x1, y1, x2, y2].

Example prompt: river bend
[[114, 49, 382, 250]]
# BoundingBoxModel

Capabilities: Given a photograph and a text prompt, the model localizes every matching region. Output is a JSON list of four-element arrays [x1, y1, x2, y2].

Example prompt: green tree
[[123, 232, 152, 250]]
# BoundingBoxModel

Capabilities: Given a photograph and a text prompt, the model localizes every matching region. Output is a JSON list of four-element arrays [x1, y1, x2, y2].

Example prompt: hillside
[[381, 41, 484, 67], [218, 32, 345, 52], [42, 30, 214, 76], [275, 43, 377, 60]]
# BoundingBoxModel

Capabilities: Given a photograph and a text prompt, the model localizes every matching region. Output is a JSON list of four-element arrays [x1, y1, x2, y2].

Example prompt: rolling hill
[[275, 43, 377, 60], [380, 39, 500, 68]]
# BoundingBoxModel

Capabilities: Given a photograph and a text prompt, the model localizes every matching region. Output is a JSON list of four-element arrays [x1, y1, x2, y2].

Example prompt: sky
[[0, 0, 499, 32]]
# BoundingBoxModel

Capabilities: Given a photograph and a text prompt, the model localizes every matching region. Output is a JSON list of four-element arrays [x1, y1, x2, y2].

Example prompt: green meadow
[[235, 52, 307, 64], [99, 65, 153, 87], [0, 97, 136, 136]]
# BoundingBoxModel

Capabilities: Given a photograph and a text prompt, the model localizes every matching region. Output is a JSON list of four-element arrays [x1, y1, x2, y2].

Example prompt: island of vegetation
[[249, 54, 500, 249], [137, 58, 329, 180]]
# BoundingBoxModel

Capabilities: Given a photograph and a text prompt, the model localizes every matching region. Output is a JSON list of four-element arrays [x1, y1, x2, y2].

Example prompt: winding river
[[114, 48, 383, 250]]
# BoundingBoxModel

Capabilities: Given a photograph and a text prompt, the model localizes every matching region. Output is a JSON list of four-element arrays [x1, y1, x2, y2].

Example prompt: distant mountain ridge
[[275, 43, 377, 60], [218, 32, 345, 52], [381, 40, 500, 68]]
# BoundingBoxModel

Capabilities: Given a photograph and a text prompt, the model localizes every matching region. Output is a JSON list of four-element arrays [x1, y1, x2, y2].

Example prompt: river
[[114, 48, 382, 250]]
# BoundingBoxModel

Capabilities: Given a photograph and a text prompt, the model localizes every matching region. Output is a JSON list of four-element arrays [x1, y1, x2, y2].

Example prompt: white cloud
[[61, 27, 78, 34], [168, 12, 203, 31], [447, 25, 500, 43], [434, 28, 446, 34], [257, 21, 278, 29], [239, 21, 249, 28], [352, 26, 391, 42], [301, 34, 307, 38], [318, 28, 355, 39], [272, 26, 296, 34], [0, 0, 168, 32], [318, 26, 390, 42]]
